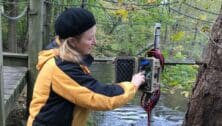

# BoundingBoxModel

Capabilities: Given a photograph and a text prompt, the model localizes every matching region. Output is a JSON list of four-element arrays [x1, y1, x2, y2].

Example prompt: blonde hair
[[58, 39, 82, 63]]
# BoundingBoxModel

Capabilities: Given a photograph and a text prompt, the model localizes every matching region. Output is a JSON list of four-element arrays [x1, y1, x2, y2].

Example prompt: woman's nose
[[92, 38, 96, 45]]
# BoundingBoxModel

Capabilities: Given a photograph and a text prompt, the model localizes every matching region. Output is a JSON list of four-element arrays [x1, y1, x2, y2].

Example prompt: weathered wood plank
[[3, 66, 28, 119]]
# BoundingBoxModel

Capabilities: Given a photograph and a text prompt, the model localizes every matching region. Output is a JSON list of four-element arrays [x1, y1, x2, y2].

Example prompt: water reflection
[[89, 62, 186, 126], [90, 62, 115, 83], [92, 104, 147, 126]]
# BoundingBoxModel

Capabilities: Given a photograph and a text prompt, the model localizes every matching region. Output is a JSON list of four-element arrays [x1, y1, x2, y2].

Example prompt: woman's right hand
[[131, 71, 145, 88]]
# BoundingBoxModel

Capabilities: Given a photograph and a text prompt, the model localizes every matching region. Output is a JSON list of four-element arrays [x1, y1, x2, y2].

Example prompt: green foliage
[[161, 65, 198, 90], [170, 31, 185, 42], [2, 0, 221, 91], [46, 0, 221, 92]]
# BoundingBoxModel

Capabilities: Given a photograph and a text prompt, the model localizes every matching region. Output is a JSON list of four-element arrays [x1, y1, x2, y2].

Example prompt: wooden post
[[27, 0, 44, 110], [8, 0, 18, 52], [43, 0, 52, 47], [0, 0, 6, 125], [81, 0, 88, 8]]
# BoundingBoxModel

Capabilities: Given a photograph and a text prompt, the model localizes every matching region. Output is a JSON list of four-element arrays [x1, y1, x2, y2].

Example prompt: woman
[[27, 8, 145, 126]]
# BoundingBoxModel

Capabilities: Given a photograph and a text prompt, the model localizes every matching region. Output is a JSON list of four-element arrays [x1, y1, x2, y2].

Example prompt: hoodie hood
[[36, 49, 59, 71], [35, 48, 94, 71]]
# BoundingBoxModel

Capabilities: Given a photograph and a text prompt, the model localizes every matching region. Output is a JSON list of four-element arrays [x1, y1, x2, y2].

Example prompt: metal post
[[154, 23, 161, 49]]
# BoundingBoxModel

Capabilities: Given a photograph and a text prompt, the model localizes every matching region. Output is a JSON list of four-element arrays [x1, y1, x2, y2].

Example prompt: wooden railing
[[3, 53, 28, 67]]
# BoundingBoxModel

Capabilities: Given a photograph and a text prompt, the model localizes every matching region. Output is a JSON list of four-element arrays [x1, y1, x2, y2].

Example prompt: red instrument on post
[[114, 23, 164, 126], [140, 23, 164, 126]]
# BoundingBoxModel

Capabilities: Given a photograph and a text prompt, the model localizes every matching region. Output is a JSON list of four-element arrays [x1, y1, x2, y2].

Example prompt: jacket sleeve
[[51, 60, 138, 111]]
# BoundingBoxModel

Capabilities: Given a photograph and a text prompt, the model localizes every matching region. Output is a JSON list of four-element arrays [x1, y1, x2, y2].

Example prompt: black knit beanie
[[55, 8, 96, 39]]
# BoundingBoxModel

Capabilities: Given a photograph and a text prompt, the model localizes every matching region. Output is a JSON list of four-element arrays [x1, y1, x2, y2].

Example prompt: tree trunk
[[183, 6, 222, 126]]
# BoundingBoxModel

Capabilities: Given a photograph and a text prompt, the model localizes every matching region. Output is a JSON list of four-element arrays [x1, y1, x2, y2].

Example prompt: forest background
[[2, 0, 222, 97]]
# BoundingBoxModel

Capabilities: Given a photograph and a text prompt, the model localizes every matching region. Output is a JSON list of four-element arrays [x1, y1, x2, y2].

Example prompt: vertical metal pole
[[0, 1, 6, 125], [154, 23, 161, 49]]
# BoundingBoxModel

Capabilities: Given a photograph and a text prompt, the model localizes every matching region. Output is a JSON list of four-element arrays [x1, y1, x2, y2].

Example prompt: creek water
[[89, 62, 188, 126]]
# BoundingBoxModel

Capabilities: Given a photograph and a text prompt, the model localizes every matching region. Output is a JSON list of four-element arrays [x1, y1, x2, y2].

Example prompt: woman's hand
[[131, 71, 145, 88]]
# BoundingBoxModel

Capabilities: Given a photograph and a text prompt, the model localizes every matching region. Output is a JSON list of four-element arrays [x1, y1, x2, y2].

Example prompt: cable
[[1, 6, 27, 20], [44, 1, 121, 10], [44, 1, 79, 7], [183, 2, 219, 16], [169, 7, 214, 24], [0, 1, 28, 5], [96, 20, 156, 25], [102, 0, 179, 7], [45, 0, 217, 25], [85, 3, 119, 10], [45, 0, 179, 11]]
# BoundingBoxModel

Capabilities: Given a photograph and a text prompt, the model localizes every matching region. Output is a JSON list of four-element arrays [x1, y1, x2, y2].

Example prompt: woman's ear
[[67, 37, 78, 48]]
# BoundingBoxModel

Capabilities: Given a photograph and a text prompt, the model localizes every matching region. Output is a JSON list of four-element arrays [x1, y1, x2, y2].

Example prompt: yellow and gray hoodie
[[27, 39, 138, 126]]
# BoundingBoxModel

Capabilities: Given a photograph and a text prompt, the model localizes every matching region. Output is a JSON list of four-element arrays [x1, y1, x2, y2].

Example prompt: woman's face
[[72, 26, 96, 55]]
